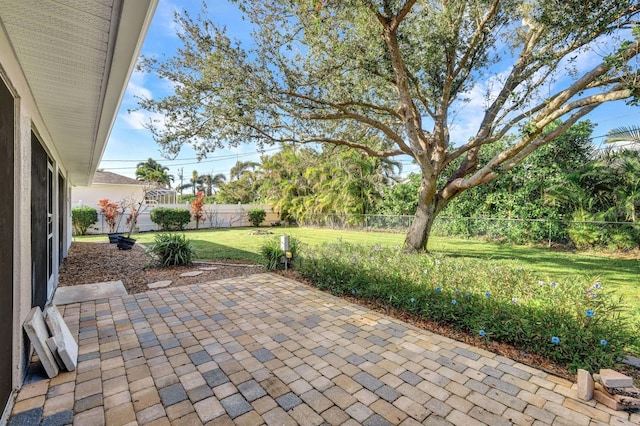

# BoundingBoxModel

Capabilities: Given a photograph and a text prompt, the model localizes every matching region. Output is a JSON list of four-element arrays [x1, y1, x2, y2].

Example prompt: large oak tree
[[138, 0, 640, 251]]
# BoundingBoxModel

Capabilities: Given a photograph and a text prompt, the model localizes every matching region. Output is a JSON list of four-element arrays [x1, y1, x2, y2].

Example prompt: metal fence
[[301, 214, 640, 248]]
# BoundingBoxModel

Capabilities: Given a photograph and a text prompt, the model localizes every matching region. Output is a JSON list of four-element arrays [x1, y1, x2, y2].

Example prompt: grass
[[75, 226, 639, 325]]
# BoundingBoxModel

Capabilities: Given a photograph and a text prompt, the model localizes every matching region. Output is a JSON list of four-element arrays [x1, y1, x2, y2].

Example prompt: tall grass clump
[[259, 236, 303, 270], [150, 233, 195, 266], [297, 241, 637, 372]]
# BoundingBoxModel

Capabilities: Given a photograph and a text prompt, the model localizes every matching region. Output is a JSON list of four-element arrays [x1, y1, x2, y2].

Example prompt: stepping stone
[[23, 307, 59, 378], [200, 267, 218, 271], [148, 280, 172, 289], [44, 305, 78, 371], [180, 271, 203, 277], [52, 281, 127, 305], [623, 355, 640, 369], [600, 369, 633, 388]]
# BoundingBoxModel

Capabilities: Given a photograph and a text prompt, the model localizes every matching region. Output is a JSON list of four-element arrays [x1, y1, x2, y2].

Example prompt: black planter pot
[[108, 232, 124, 243], [116, 235, 136, 250]]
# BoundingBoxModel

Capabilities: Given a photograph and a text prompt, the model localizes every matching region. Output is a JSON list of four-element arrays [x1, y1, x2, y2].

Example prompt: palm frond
[[605, 126, 640, 144]]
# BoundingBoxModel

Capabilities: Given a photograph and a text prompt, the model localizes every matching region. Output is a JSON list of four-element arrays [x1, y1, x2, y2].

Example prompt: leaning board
[[44, 304, 78, 371], [23, 307, 59, 378]]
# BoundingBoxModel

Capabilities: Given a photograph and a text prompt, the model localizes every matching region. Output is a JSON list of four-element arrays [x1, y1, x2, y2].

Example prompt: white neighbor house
[[72, 170, 147, 210], [0, 0, 158, 419]]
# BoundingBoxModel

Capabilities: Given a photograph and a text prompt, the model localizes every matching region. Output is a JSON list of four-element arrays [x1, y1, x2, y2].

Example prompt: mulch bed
[[59, 241, 639, 386], [58, 241, 262, 294]]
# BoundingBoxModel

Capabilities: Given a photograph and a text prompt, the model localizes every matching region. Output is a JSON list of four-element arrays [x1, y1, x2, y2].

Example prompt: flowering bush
[[297, 241, 637, 372], [98, 198, 122, 233], [191, 191, 205, 229]]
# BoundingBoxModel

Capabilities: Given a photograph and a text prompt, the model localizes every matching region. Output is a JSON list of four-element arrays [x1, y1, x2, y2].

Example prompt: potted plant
[[117, 191, 149, 250], [98, 198, 125, 243]]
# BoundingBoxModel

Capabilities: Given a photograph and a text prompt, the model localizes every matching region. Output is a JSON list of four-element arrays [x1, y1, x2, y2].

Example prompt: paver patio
[[8, 273, 640, 425]]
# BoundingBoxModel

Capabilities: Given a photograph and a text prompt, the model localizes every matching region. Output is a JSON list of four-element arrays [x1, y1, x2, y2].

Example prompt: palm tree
[[230, 160, 259, 181], [605, 126, 640, 147], [200, 173, 227, 196], [135, 158, 173, 188]]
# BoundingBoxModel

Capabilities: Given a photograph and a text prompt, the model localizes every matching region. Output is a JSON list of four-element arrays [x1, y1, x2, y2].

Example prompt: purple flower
[[451, 299, 457, 305], [600, 339, 608, 346], [484, 291, 491, 298], [435, 286, 442, 292], [511, 297, 518, 303], [479, 330, 486, 337], [593, 282, 602, 289], [550, 281, 558, 287], [551, 336, 560, 344]]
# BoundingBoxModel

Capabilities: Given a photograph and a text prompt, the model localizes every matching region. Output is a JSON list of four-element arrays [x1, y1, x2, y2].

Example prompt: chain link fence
[[301, 214, 640, 249]]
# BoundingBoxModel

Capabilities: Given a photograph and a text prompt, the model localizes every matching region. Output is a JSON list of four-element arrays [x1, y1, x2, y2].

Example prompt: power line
[[100, 147, 281, 164]]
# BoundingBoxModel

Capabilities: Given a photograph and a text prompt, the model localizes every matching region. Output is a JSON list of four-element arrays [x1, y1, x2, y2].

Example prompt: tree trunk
[[404, 196, 438, 252]]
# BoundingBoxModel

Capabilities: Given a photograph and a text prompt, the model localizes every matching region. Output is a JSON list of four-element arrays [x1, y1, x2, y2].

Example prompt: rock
[[599, 369, 634, 388], [180, 271, 203, 277], [577, 369, 594, 401]]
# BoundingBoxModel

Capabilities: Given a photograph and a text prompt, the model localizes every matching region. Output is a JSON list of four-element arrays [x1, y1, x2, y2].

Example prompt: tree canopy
[[138, 0, 640, 251]]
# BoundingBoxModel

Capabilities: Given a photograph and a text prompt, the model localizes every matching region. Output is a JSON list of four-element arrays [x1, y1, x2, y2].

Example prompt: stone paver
[[8, 273, 636, 425]]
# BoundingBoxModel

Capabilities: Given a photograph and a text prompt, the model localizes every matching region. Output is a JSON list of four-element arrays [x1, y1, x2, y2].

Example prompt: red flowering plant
[[98, 198, 123, 233], [191, 191, 205, 229]]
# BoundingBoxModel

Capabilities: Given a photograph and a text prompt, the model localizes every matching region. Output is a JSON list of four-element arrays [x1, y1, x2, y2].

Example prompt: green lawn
[[76, 227, 640, 322]]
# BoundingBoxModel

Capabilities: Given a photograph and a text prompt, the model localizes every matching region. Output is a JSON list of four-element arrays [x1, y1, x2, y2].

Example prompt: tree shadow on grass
[[433, 241, 639, 286], [189, 239, 259, 263]]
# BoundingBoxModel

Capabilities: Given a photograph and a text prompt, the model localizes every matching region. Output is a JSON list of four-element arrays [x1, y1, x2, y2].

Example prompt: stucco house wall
[[0, 1, 158, 419]]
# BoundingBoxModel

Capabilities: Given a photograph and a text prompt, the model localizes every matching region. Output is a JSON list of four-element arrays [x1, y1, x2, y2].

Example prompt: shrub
[[150, 233, 195, 266], [71, 207, 98, 235], [259, 235, 302, 270], [98, 199, 123, 233], [150, 207, 191, 231], [296, 241, 637, 372], [247, 208, 267, 227], [191, 191, 205, 229]]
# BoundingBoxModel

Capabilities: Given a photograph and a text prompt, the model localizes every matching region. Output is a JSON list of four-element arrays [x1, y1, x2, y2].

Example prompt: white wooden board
[[23, 307, 59, 378]]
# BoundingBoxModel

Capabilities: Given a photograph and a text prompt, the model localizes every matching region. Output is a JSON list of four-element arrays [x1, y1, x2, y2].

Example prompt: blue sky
[[99, 0, 639, 184]]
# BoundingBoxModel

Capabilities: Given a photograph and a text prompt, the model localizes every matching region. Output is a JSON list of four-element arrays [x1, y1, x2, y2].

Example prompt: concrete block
[[46, 336, 64, 367], [577, 369, 594, 401], [45, 304, 78, 371], [23, 307, 59, 378], [594, 388, 623, 411], [612, 393, 640, 409], [599, 369, 633, 388]]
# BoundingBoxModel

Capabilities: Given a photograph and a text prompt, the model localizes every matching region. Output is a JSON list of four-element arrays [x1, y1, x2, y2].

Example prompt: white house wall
[[2, 21, 73, 416]]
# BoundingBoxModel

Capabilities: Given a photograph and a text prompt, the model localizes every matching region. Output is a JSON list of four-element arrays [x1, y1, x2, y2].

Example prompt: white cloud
[[120, 110, 165, 131]]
